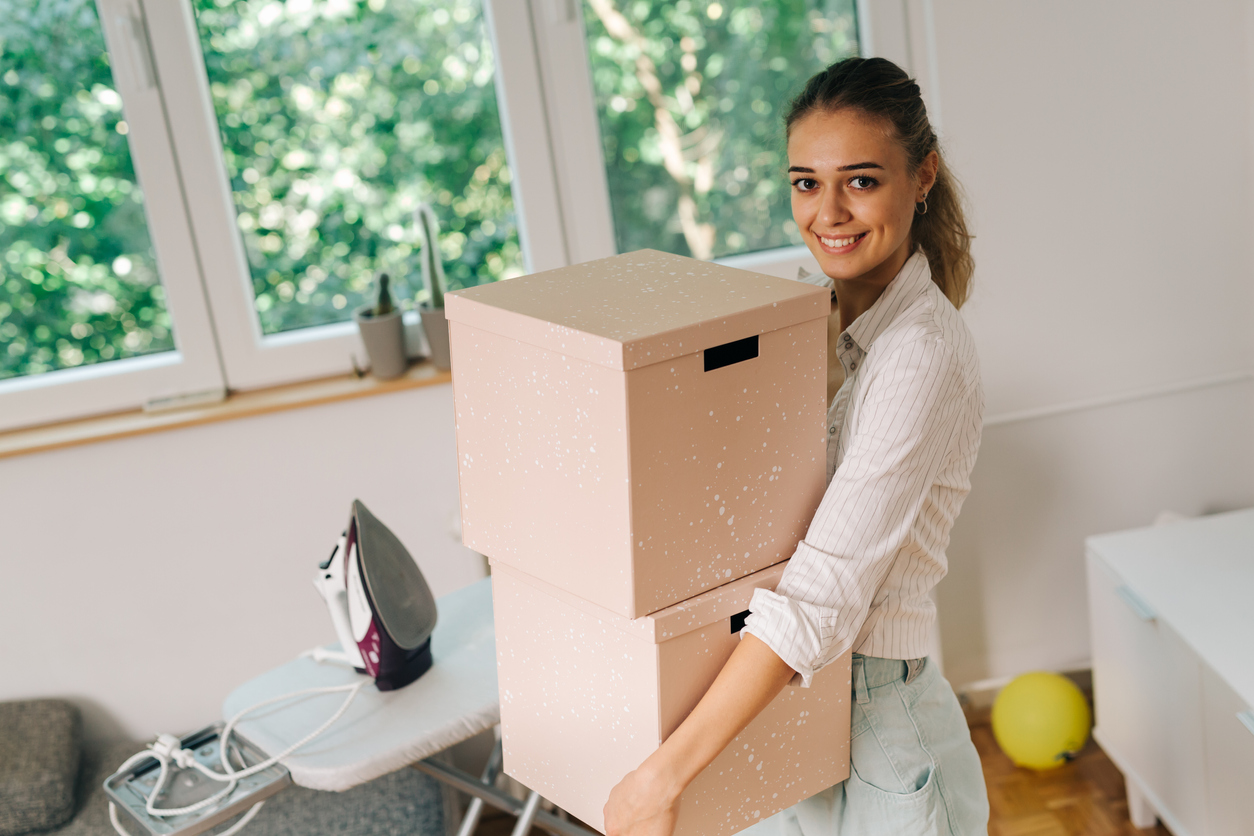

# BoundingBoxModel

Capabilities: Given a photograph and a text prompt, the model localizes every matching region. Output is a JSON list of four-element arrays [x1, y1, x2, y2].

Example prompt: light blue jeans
[[740, 654, 989, 836]]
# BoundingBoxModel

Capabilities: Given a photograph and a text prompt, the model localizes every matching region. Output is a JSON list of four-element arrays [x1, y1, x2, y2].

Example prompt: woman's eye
[[849, 175, 878, 190], [791, 178, 819, 192]]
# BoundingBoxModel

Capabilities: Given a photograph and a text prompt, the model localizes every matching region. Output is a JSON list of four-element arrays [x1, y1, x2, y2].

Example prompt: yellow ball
[[991, 672, 1092, 770]]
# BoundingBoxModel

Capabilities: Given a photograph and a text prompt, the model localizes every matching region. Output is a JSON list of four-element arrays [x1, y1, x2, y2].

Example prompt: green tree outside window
[[194, 0, 523, 335], [0, 0, 172, 381], [584, 0, 859, 260]]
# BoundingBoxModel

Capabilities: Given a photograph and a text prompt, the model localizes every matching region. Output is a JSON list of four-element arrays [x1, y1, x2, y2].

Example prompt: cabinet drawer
[[1087, 553, 1208, 836], [1202, 664, 1254, 836]]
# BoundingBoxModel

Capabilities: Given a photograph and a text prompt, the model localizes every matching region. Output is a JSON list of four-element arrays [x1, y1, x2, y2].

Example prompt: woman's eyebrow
[[787, 162, 885, 173]]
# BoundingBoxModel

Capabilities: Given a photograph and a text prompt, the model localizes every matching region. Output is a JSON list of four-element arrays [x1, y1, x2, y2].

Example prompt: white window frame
[[0, 0, 226, 433], [144, 0, 388, 392], [2, 0, 930, 430], [145, 0, 592, 392]]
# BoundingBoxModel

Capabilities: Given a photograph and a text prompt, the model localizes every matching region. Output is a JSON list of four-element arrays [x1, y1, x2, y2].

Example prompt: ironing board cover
[[222, 579, 498, 792]]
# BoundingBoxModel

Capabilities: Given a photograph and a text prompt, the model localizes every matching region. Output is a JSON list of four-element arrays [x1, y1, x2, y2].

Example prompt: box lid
[[445, 250, 828, 371], [491, 560, 788, 644]]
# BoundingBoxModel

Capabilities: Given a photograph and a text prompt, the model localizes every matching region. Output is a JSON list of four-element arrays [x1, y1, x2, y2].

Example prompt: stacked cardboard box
[[447, 250, 850, 836]]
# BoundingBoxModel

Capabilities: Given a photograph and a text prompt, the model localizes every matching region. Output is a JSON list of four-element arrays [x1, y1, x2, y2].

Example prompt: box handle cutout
[[730, 609, 751, 634], [705, 336, 758, 372]]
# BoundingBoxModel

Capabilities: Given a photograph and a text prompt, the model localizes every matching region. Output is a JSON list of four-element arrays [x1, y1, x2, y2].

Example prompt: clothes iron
[[106, 500, 438, 836], [313, 499, 438, 691]]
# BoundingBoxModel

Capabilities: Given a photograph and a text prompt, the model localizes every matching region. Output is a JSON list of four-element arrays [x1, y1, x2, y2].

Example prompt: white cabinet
[[1087, 509, 1254, 836], [1201, 666, 1254, 835], [1087, 558, 1208, 834]]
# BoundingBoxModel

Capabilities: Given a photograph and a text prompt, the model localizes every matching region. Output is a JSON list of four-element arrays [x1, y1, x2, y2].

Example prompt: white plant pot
[[354, 306, 407, 380]]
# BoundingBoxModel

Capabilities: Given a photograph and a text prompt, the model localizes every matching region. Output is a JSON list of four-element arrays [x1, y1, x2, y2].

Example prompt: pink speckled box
[[491, 559, 851, 836], [447, 250, 829, 619]]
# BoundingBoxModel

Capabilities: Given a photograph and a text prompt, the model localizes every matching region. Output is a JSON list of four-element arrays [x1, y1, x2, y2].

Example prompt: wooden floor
[[969, 708, 1169, 836], [474, 713, 1169, 836]]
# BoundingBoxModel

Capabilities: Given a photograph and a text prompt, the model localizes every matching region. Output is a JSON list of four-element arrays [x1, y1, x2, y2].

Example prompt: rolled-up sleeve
[[741, 336, 976, 687]]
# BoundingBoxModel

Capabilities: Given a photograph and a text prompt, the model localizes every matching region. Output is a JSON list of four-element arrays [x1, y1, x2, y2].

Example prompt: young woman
[[602, 57, 988, 836]]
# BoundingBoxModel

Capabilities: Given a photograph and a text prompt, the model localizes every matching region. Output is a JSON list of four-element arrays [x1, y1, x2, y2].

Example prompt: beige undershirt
[[826, 303, 846, 405]]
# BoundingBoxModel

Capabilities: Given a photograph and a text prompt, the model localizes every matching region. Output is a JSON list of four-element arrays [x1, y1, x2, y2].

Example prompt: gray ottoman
[[0, 699, 81, 836]]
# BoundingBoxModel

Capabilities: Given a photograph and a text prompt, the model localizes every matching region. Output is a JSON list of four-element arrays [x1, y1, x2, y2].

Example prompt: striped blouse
[[741, 252, 983, 687]]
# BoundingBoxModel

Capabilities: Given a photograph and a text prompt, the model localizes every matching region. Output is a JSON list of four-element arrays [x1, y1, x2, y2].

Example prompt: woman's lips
[[817, 231, 867, 254]]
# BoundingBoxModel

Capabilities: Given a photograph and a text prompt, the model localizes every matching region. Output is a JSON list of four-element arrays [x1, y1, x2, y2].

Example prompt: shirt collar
[[843, 251, 933, 353]]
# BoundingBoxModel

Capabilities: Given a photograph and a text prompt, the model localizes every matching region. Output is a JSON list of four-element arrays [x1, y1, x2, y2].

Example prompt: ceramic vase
[[354, 306, 407, 380]]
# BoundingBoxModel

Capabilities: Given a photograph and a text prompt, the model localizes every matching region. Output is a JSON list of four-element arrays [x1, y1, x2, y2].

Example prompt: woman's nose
[[818, 189, 851, 226]]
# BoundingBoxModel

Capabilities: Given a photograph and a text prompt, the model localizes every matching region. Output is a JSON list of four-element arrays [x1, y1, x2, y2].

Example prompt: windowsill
[[0, 360, 451, 461]]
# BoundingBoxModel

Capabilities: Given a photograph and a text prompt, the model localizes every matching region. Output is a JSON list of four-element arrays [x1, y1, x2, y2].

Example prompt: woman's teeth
[[820, 233, 864, 248]]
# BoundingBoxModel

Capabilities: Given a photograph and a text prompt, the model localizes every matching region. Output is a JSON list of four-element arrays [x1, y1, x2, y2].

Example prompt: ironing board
[[223, 578, 596, 836]]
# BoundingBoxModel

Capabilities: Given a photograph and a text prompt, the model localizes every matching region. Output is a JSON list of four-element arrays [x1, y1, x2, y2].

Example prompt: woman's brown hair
[[786, 57, 974, 309]]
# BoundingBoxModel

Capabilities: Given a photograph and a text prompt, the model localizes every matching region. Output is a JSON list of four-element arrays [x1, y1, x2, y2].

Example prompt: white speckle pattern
[[449, 251, 828, 618], [447, 249, 826, 371], [492, 562, 850, 836], [452, 251, 847, 835]]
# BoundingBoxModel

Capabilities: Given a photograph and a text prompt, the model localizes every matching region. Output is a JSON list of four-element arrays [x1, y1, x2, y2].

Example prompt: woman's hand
[[601, 635, 797, 836], [603, 762, 680, 836]]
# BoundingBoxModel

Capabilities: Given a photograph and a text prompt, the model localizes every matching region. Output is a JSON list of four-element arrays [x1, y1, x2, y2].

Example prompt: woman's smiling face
[[788, 107, 935, 293]]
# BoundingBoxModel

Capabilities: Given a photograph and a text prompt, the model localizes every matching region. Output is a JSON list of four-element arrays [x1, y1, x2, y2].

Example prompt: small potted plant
[[354, 271, 408, 380], [416, 203, 451, 370]]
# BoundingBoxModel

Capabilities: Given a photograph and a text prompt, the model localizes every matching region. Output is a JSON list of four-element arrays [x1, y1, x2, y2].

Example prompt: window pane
[[0, 0, 174, 381], [194, 0, 522, 336], [584, 0, 859, 260]]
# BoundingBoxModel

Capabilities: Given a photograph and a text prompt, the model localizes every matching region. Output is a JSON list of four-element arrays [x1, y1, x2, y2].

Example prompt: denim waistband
[[851, 654, 927, 703]]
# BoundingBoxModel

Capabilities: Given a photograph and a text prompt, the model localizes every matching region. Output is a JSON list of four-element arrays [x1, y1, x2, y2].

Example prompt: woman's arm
[[602, 634, 797, 836]]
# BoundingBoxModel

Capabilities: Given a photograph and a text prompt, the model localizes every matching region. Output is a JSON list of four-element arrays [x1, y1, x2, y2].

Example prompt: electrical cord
[[109, 796, 263, 836], [108, 678, 369, 836]]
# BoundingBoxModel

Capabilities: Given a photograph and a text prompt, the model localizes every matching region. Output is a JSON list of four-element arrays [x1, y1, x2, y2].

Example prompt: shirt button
[[849, 362, 856, 369], [829, 426, 836, 435]]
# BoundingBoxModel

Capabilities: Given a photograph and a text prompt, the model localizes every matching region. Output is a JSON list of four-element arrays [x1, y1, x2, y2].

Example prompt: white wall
[[0, 384, 483, 753], [939, 381, 1254, 687], [5, 1, 1254, 753], [931, 0, 1254, 687]]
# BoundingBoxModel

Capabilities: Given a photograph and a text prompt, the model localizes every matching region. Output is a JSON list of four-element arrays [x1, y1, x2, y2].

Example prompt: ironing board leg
[[456, 740, 503, 836], [411, 759, 598, 836], [510, 791, 543, 836]]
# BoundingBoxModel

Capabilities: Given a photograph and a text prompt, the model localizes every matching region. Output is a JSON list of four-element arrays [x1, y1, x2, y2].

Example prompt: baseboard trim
[[957, 663, 1093, 711]]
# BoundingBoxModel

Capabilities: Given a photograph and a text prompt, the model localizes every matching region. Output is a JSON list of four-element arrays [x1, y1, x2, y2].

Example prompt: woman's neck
[[835, 286, 882, 336], [834, 241, 913, 334]]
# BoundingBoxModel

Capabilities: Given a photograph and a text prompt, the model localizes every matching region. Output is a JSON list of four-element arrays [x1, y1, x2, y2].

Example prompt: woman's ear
[[918, 151, 939, 199]]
